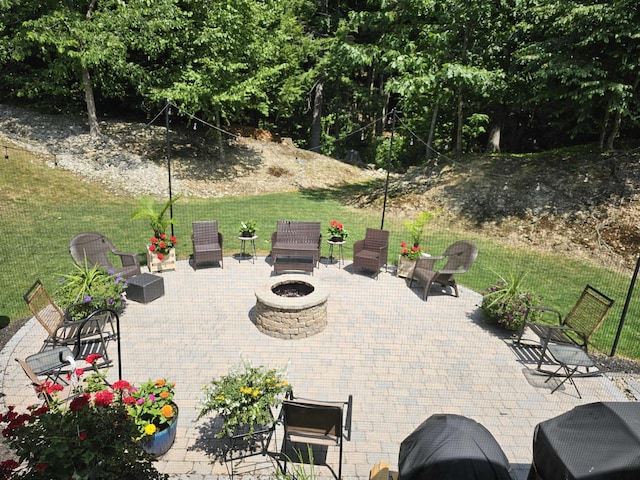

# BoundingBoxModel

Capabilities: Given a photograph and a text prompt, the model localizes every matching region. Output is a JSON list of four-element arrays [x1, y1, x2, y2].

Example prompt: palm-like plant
[[131, 195, 181, 237]]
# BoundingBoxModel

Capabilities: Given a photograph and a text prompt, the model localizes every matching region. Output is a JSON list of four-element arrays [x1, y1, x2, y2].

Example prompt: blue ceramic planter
[[140, 404, 178, 457]]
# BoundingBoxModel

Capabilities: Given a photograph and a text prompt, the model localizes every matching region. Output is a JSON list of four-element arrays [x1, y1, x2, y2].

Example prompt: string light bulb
[[361, 131, 365, 141]]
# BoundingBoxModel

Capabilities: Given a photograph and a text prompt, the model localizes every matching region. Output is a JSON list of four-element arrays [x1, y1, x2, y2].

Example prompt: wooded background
[[1, 0, 638, 168]]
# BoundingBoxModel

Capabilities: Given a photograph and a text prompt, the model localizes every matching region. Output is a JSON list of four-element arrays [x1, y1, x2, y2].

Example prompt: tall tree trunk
[[310, 75, 324, 152], [215, 109, 225, 164], [455, 90, 463, 155], [82, 67, 101, 138], [427, 101, 439, 160], [486, 104, 505, 153]]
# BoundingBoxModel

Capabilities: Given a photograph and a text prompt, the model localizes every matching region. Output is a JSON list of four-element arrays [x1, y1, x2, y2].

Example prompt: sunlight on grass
[[2, 139, 639, 359]]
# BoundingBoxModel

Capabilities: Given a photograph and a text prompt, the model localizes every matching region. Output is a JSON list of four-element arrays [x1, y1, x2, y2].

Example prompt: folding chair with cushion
[[69, 232, 141, 279], [281, 393, 353, 480], [516, 284, 614, 373], [24, 279, 119, 368], [192, 220, 224, 269], [409, 240, 478, 301], [352, 228, 389, 279], [16, 346, 75, 402]]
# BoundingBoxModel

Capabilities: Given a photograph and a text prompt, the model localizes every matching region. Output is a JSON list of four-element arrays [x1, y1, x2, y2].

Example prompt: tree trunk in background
[[82, 67, 101, 139], [426, 101, 439, 160], [455, 90, 463, 155], [310, 76, 324, 152], [486, 105, 504, 153], [215, 109, 225, 163]]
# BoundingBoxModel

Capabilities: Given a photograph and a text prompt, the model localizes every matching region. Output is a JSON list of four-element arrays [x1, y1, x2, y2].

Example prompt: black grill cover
[[528, 402, 640, 480], [398, 414, 512, 480]]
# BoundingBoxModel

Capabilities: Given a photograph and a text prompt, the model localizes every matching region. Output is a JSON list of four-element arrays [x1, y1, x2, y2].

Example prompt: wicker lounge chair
[[352, 228, 389, 279], [191, 220, 223, 269], [282, 392, 353, 480], [69, 232, 141, 279], [409, 240, 478, 301]]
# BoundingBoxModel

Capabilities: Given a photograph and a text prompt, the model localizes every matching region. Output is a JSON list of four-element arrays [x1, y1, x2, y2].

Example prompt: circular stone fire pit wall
[[255, 274, 329, 339]]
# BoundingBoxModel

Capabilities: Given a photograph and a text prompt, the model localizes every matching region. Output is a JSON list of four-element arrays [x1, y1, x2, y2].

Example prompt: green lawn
[[2, 141, 639, 360]]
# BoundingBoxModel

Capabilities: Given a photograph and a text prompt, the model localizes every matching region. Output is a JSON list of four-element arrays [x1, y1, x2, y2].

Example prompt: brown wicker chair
[[352, 228, 389, 279], [191, 221, 223, 270], [69, 232, 141, 279], [409, 240, 478, 301]]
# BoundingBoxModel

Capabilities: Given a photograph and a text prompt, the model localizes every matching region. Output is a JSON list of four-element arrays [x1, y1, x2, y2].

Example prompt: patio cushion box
[[127, 273, 165, 304]]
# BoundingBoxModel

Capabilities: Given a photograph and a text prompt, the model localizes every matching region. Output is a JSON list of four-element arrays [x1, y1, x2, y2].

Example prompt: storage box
[[127, 273, 165, 304]]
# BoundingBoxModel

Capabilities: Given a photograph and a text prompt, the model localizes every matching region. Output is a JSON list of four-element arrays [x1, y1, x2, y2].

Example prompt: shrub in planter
[[54, 261, 127, 321], [481, 272, 542, 332], [197, 361, 291, 439]]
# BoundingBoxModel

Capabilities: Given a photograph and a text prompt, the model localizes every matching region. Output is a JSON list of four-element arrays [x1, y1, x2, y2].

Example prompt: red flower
[[159, 241, 167, 249], [123, 396, 137, 404], [160, 233, 166, 239], [112, 380, 131, 391], [35, 463, 48, 472], [78, 430, 88, 441], [0, 459, 19, 471], [150, 237, 158, 243], [157, 253, 164, 260], [170, 236, 177, 243], [94, 389, 114, 407], [70, 394, 90, 413], [149, 244, 156, 252], [400, 242, 407, 247], [85, 354, 102, 365]]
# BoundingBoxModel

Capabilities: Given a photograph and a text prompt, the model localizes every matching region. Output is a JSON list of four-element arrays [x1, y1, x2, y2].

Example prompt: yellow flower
[[145, 423, 157, 435], [161, 404, 174, 418], [282, 380, 288, 386], [252, 389, 259, 397]]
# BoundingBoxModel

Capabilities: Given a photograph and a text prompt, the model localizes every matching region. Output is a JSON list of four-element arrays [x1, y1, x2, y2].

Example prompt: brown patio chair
[[23, 279, 118, 367], [191, 220, 223, 269], [352, 228, 389, 279], [281, 392, 353, 480], [516, 284, 614, 371], [69, 232, 141, 279], [409, 240, 478, 301]]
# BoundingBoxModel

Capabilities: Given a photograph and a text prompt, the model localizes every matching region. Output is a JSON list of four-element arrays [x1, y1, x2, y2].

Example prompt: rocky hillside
[[1, 104, 639, 270]]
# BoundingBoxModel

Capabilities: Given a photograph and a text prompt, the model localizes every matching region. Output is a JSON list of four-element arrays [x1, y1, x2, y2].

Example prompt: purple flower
[[149, 394, 155, 403], [84, 295, 92, 303], [136, 398, 145, 405]]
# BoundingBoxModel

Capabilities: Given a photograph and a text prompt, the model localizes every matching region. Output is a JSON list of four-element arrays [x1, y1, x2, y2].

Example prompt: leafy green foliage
[[481, 271, 542, 332]]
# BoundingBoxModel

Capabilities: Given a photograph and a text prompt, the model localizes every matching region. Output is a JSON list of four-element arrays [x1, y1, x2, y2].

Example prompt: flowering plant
[[481, 272, 542, 331], [198, 361, 291, 439], [400, 241, 426, 261], [54, 261, 127, 321], [327, 220, 348, 240], [125, 378, 176, 438], [0, 355, 166, 479], [148, 233, 178, 259], [239, 219, 258, 237]]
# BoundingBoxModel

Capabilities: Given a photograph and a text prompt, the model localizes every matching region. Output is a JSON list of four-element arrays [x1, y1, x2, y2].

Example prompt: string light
[[361, 131, 365, 141]]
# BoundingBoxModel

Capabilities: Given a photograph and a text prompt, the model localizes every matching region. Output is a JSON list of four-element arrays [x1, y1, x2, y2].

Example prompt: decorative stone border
[[254, 274, 328, 339]]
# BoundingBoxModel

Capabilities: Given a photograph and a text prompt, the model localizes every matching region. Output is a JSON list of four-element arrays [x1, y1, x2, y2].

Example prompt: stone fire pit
[[255, 274, 328, 339]]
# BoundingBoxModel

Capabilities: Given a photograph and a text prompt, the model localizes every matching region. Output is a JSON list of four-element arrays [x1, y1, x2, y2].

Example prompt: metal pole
[[165, 98, 175, 237], [381, 109, 396, 230], [611, 255, 640, 356]]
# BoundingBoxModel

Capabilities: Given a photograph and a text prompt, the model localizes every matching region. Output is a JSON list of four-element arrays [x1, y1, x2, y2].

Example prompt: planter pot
[[397, 256, 417, 278], [140, 404, 178, 457], [240, 232, 255, 238], [329, 236, 345, 243], [147, 247, 176, 273]]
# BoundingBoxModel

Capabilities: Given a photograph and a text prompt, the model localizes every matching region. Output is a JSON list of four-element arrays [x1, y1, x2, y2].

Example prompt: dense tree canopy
[[1, 0, 638, 165]]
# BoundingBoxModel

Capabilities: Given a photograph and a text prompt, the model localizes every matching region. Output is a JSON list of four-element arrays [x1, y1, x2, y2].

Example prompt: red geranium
[[149, 234, 177, 256], [94, 389, 114, 407]]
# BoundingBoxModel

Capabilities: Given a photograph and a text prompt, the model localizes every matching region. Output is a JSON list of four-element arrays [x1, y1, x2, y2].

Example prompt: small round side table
[[326, 239, 346, 268], [238, 235, 258, 263]]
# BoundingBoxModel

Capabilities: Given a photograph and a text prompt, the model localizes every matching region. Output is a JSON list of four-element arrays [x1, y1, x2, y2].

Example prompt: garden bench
[[270, 221, 322, 267]]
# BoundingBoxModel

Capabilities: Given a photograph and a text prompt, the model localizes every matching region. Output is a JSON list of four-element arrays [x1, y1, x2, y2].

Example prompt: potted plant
[[239, 219, 258, 238], [131, 195, 180, 272], [54, 261, 127, 321], [0, 354, 167, 479], [481, 271, 543, 331], [397, 211, 434, 278], [327, 220, 348, 242], [197, 361, 291, 439]]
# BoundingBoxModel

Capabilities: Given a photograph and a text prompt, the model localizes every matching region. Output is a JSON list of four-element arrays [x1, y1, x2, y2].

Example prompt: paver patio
[[0, 256, 627, 479]]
